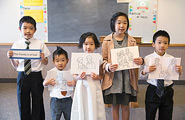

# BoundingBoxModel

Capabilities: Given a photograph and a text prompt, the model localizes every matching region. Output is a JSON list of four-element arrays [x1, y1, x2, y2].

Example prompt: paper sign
[[24, 10, 44, 23], [23, 0, 43, 6], [71, 53, 101, 74], [111, 46, 140, 71], [10, 49, 41, 59], [46, 71, 74, 91], [148, 57, 181, 80]]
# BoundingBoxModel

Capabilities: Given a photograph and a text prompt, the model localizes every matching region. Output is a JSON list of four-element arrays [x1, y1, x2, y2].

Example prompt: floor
[[0, 83, 185, 120]]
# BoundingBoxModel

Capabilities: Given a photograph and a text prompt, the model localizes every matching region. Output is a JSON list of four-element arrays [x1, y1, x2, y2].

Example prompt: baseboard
[[0, 78, 17, 83]]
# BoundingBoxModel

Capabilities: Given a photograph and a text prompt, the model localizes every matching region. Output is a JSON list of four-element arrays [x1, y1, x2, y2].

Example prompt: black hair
[[153, 30, 170, 44], [110, 12, 129, 32], [53, 46, 68, 60], [19, 16, 36, 29], [78, 32, 100, 49]]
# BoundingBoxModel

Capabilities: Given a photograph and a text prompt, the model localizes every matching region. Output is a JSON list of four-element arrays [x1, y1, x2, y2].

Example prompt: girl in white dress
[[71, 32, 106, 120]]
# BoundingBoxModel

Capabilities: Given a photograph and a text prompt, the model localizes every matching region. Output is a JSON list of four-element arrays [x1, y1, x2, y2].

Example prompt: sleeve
[[41, 43, 50, 58], [140, 57, 149, 80], [101, 40, 109, 71]]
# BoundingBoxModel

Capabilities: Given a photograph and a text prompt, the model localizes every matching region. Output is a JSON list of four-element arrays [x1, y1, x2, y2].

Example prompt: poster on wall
[[128, 0, 157, 43], [20, 0, 48, 42]]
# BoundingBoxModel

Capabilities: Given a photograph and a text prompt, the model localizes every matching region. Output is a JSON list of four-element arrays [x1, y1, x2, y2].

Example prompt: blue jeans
[[50, 97, 72, 120]]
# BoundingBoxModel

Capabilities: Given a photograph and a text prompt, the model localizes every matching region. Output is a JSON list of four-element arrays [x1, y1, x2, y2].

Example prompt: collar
[[153, 51, 167, 57], [21, 37, 35, 43]]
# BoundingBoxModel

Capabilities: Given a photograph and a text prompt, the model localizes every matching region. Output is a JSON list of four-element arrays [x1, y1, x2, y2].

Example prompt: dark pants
[[17, 71, 45, 120], [145, 84, 174, 120], [50, 97, 72, 120]]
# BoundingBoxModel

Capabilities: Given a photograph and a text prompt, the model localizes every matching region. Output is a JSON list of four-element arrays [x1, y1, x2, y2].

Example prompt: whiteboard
[[0, 0, 20, 43]]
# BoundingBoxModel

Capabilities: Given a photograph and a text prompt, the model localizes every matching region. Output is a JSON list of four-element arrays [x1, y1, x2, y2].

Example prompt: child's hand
[[90, 72, 100, 80], [133, 57, 144, 65], [40, 52, 45, 60], [80, 72, 86, 79], [8, 51, 13, 58], [142, 65, 156, 75], [43, 78, 56, 86], [109, 64, 118, 72], [67, 80, 76, 86], [175, 65, 182, 75]]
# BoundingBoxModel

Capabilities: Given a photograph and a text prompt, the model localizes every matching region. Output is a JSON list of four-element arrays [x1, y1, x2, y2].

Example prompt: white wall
[[157, 0, 185, 44], [0, 0, 185, 44], [0, 0, 20, 43]]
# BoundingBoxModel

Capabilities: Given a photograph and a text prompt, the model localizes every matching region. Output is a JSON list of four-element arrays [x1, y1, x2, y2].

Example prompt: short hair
[[53, 46, 68, 60], [153, 30, 170, 44], [19, 16, 36, 29], [78, 32, 100, 49], [110, 12, 129, 32]]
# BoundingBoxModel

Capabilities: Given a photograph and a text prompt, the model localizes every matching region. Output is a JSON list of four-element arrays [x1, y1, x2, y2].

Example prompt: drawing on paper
[[71, 53, 100, 74], [56, 72, 67, 91], [148, 58, 181, 80], [111, 46, 140, 71], [86, 55, 96, 69]]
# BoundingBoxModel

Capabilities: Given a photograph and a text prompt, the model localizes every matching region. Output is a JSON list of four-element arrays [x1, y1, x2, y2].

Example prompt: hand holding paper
[[175, 65, 183, 75], [43, 78, 56, 86], [142, 65, 156, 75], [108, 64, 118, 72]]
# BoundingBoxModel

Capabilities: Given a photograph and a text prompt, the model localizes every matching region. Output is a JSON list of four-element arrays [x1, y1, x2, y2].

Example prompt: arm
[[8, 51, 19, 68], [175, 65, 183, 75], [141, 65, 156, 75], [40, 52, 48, 65], [73, 72, 86, 81], [43, 78, 56, 86], [67, 80, 76, 86], [133, 57, 144, 65]]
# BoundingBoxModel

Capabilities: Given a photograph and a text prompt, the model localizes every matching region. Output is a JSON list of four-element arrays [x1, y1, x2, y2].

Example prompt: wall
[[1, 0, 185, 44], [157, 0, 185, 44]]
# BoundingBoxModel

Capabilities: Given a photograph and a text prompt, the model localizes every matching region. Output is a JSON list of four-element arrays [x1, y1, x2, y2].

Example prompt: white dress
[[71, 56, 106, 120]]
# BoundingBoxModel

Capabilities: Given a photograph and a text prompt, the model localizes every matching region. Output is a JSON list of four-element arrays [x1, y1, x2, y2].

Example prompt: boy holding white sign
[[8, 16, 50, 120], [43, 46, 76, 120], [141, 30, 182, 120]]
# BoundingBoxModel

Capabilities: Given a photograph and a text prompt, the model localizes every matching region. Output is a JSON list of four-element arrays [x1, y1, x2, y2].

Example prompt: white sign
[[111, 46, 140, 71], [71, 53, 101, 74], [46, 70, 74, 91], [148, 57, 181, 80], [10, 49, 41, 59]]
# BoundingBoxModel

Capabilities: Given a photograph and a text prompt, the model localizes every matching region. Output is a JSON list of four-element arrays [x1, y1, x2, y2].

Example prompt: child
[[71, 32, 106, 120], [101, 12, 144, 120], [8, 16, 50, 120], [43, 46, 76, 120], [141, 30, 182, 120]]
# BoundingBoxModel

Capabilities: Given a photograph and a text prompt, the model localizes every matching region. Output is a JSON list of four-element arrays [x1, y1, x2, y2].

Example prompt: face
[[152, 36, 169, 56], [53, 54, 69, 71], [114, 16, 128, 35], [83, 37, 95, 53], [19, 22, 36, 40]]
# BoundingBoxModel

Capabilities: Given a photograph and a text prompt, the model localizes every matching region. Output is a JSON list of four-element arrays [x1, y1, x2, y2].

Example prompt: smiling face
[[53, 54, 69, 71], [114, 16, 128, 35], [152, 36, 169, 56], [19, 22, 36, 40], [83, 37, 95, 53]]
